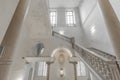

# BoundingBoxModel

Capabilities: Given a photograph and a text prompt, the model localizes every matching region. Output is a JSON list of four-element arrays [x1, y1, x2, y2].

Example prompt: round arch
[[51, 48, 72, 57]]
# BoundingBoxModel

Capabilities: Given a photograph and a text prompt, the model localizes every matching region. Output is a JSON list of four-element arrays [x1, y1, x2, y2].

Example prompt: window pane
[[38, 62, 47, 76], [50, 10, 57, 27], [65, 10, 76, 26], [38, 62, 43, 76]]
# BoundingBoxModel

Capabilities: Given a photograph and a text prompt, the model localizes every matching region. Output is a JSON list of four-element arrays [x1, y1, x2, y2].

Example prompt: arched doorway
[[49, 48, 74, 80]]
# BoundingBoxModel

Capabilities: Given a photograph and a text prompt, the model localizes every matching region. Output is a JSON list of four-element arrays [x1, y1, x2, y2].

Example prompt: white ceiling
[[49, 0, 82, 8]]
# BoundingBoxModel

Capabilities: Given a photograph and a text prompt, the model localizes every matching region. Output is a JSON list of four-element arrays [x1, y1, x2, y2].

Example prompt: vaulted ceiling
[[49, 0, 82, 8]]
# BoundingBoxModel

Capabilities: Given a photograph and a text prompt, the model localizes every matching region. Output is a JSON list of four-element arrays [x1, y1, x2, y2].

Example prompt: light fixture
[[60, 68, 64, 77]]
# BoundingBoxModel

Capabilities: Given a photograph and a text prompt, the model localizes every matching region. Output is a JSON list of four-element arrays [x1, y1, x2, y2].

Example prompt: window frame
[[50, 10, 57, 27], [38, 62, 48, 77], [65, 9, 76, 27]]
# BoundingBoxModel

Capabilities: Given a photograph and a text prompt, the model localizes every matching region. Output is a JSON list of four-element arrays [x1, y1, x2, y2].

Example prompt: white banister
[[52, 31, 120, 80]]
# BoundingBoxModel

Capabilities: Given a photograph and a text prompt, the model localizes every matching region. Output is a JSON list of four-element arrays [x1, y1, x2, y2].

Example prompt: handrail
[[52, 31, 73, 44], [52, 31, 116, 61], [75, 44, 120, 80], [52, 31, 72, 40], [88, 48, 116, 60], [74, 44, 116, 61], [52, 31, 120, 80], [52, 31, 75, 49]]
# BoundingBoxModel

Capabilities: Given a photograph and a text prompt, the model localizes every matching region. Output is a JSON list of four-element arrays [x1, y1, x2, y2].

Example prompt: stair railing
[[88, 48, 116, 60], [52, 31, 120, 80], [52, 31, 73, 43]]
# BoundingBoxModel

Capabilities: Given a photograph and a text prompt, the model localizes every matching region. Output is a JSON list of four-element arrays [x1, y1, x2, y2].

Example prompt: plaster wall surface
[[79, 0, 115, 55], [0, 0, 19, 44], [2, 0, 76, 80], [109, 0, 120, 22], [52, 7, 86, 46]]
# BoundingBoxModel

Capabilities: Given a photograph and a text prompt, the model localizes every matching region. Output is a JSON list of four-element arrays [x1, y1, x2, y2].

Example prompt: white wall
[[53, 7, 80, 27], [0, 0, 19, 44], [53, 7, 86, 46], [109, 0, 120, 22], [79, 0, 115, 55], [79, 0, 97, 24], [6, 0, 77, 80]]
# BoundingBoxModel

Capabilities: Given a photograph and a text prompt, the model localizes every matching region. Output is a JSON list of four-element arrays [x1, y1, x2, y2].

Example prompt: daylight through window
[[38, 62, 47, 76], [65, 10, 76, 26], [50, 10, 57, 27]]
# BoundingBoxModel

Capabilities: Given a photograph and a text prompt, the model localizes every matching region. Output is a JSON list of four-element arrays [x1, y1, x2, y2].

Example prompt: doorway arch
[[51, 48, 72, 57]]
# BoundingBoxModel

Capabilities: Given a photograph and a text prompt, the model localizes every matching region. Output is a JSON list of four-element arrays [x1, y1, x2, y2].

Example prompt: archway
[[49, 48, 74, 80], [51, 48, 72, 57]]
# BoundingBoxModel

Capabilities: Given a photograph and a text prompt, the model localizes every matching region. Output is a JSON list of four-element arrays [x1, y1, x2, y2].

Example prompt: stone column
[[71, 62, 77, 80], [46, 62, 51, 80], [98, 0, 120, 61]]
